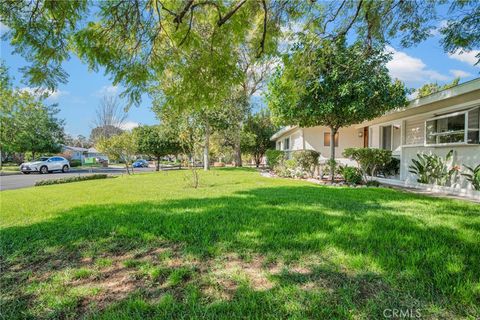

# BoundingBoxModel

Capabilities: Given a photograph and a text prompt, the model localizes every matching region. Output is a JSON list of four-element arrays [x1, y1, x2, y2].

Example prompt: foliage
[[96, 132, 137, 174], [461, 164, 480, 190], [2, 170, 480, 319], [69, 160, 82, 168], [0, 67, 65, 160], [343, 148, 393, 182], [293, 150, 320, 178], [241, 109, 277, 167], [2, 0, 479, 95], [274, 158, 304, 179], [134, 125, 181, 171], [417, 78, 460, 98], [265, 149, 284, 169], [324, 159, 338, 178], [35, 174, 109, 186], [341, 167, 363, 185], [268, 37, 407, 181], [366, 180, 381, 187], [377, 157, 401, 178], [408, 150, 458, 186]]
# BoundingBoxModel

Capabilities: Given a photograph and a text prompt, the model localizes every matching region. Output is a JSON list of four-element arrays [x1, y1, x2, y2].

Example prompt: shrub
[[408, 150, 458, 186], [343, 148, 392, 181], [266, 149, 284, 169], [341, 166, 363, 185], [274, 158, 304, 178], [461, 164, 480, 190], [35, 174, 109, 186], [293, 150, 320, 177], [366, 180, 381, 187], [70, 159, 82, 167], [378, 157, 400, 177]]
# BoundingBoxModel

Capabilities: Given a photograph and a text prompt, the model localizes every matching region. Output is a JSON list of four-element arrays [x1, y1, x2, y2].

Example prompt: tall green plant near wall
[[408, 150, 458, 186]]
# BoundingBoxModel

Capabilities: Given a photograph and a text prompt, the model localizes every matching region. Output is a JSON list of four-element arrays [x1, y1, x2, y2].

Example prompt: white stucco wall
[[401, 145, 480, 189]]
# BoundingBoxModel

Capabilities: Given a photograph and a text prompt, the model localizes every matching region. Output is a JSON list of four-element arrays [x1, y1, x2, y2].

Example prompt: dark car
[[132, 159, 149, 168]]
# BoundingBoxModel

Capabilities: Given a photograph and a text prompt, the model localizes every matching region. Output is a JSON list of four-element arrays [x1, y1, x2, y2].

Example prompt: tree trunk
[[125, 163, 130, 175], [156, 156, 160, 171], [0, 148, 2, 169], [233, 133, 242, 167], [32, 151, 35, 161], [203, 120, 210, 171], [330, 126, 337, 183], [234, 142, 242, 167]]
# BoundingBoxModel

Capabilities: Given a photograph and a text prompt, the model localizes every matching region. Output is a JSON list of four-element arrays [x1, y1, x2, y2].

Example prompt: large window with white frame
[[425, 107, 480, 145]]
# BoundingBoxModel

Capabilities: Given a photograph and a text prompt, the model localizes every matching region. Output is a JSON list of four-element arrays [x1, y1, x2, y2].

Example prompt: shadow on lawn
[[1, 185, 479, 318]]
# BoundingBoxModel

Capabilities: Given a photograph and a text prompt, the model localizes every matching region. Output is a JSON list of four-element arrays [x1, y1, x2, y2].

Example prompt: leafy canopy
[[267, 37, 408, 130]]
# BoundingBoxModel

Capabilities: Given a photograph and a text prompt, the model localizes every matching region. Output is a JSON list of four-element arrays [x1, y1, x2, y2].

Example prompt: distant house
[[61, 146, 109, 164], [62, 146, 88, 161], [270, 78, 480, 193]]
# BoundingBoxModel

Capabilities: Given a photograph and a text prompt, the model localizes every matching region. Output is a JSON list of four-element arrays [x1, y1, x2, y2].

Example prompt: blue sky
[[1, 22, 479, 138]]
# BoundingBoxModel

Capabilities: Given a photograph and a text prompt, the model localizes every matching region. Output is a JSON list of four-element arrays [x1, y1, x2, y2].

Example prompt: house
[[61, 146, 109, 164], [62, 146, 88, 161], [270, 78, 480, 193]]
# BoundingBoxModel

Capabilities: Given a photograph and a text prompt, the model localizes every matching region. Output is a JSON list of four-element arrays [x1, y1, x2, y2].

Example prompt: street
[[0, 167, 155, 191]]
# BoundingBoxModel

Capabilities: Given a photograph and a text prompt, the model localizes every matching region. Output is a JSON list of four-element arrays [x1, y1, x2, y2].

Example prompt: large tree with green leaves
[[134, 125, 181, 171], [268, 37, 407, 181], [1, 0, 477, 98], [0, 65, 65, 163], [241, 109, 277, 167]]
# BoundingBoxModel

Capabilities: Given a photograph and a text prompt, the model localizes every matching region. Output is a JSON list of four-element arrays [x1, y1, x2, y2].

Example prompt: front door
[[363, 127, 369, 147]]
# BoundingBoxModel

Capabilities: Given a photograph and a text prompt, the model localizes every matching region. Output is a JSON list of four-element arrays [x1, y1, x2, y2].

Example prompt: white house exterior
[[270, 78, 480, 193]]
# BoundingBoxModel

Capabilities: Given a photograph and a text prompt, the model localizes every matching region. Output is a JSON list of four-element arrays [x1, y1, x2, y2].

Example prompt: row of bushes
[[266, 148, 399, 185], [35, 174, 109, 186]]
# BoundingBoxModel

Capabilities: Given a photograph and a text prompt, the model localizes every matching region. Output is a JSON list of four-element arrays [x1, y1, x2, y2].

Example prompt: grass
[[0, 168, 479, 319]]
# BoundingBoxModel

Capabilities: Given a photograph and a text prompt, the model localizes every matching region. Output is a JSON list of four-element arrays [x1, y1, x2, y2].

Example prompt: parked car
[[20, 156, 70, 174], [132, 159, 149, 168]]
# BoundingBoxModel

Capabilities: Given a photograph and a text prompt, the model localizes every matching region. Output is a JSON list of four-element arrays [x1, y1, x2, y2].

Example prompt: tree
[[241, 109, 277, 167], [134, 125, 181, 171], [1, 65, 65, 163], [268, 37, 407, 181], [96, 131, 137, 174], [90, 96, 127, 142], [417, 77, 460, 98], [1, 0, 478, 97]]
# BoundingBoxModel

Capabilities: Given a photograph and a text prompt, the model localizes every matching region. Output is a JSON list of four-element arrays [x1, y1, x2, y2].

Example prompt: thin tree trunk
[[203, 120, 210, 171], [0, 148, 2, 169], [234, 133, 242, 167], [330, 126, 337, 183], [125, 163, 130, 175], [156, 156, 160, 171]]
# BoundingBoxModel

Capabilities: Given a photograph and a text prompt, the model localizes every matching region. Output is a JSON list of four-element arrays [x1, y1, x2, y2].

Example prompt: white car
[[20, 156, 70, 174]]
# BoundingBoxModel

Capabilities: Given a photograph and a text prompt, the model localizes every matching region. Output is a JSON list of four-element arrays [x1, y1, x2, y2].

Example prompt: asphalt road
[[0, 167, 155, 191]]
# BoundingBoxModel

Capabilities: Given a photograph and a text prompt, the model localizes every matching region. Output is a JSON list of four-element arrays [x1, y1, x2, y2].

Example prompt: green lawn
[[1, 169, 479, 319]]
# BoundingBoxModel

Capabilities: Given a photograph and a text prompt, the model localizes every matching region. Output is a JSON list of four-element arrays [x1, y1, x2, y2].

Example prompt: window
[[324, 132, 339, 147], [381, 125, 392, 150], [277, 141, 281, 150], [283, 137, 290, 150], [426, 107, 480, 145]]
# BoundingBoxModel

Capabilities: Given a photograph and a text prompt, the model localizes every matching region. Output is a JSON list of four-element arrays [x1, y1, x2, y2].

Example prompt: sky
[[1, 19, 479, 138]]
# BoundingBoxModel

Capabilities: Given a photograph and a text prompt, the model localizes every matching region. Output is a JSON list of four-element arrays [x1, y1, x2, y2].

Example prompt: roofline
[[270, 125, 298, 141], [270, 77, 480, 136]]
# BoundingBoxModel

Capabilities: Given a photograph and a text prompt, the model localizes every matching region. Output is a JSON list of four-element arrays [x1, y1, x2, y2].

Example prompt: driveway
[[0, 167, 155, 191]]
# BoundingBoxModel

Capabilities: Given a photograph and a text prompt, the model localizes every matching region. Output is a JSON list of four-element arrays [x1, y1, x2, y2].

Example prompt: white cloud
[[0, 21, 9, 35], [120, 121, 139, 131], [386, 46, 449, 84], [448, 50, 480, 67], [449, 69, 472, 78], [19, 87, 69, 100], [96, 85, 119, 96]]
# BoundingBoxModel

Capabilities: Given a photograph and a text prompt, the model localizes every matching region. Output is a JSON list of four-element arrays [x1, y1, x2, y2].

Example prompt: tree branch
[[217, 0, 247, 26], [257, 0, 268, 58]]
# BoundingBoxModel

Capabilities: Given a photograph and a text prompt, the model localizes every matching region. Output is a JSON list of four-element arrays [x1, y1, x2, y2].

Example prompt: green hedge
[[35, 174, 109, 186], [265, 149, 284, 168], [70, 159, 82, 167]]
